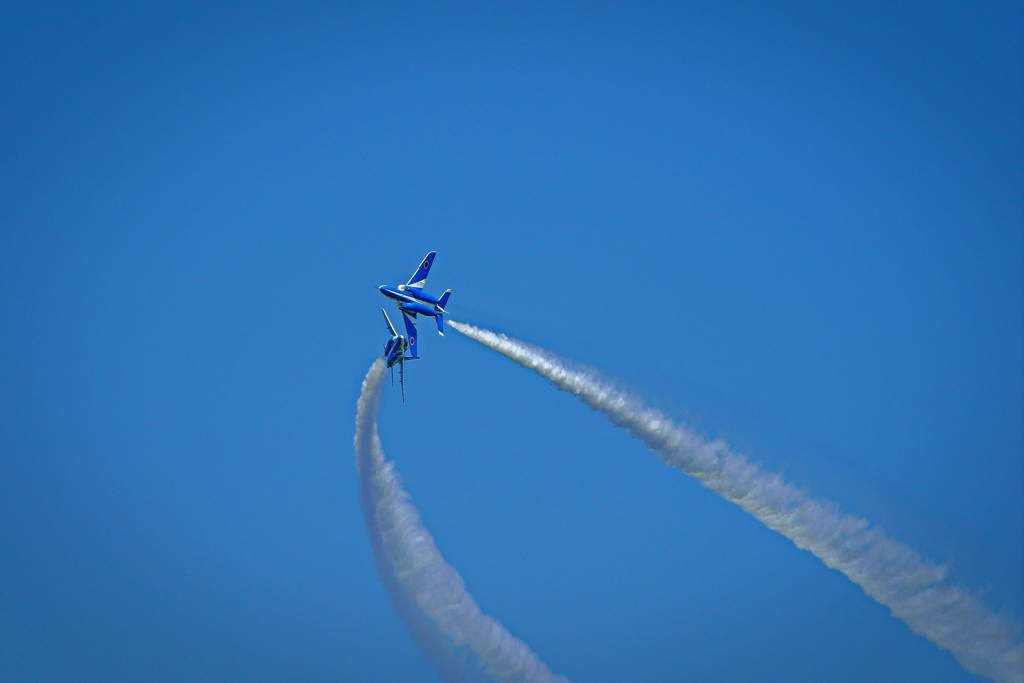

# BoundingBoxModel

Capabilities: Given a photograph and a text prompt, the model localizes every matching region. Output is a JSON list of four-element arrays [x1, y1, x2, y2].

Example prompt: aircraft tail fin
[[435, 289, 450, 335], [436, 289, 451, 311], [401, 310, 418, 358], [405, 251, 436, 290]]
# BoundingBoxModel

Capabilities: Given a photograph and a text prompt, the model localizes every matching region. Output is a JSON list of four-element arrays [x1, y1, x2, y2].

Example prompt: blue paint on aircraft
[[379, 251, 452, 337], [381, 308, 417, 403]]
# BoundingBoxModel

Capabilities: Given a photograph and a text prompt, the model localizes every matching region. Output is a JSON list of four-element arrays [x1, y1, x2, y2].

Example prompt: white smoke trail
[[449, 320, 1023, 683], [355, 359, 572, 683]]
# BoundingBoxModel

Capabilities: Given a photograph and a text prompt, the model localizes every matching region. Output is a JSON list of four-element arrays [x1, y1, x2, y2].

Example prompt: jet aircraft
[[381, 308, 418, 403], [378, 251, 451, 336]]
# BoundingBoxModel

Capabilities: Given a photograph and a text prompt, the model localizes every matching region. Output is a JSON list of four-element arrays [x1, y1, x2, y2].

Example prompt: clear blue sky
[[1, 2, 1021, 681]]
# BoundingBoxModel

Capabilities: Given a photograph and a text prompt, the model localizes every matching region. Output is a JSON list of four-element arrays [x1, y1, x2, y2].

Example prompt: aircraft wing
[[381, 308, 398, 337], [405, 251, 436, 290], [398, 357, 406, 404], [401, 310, 418, 358]]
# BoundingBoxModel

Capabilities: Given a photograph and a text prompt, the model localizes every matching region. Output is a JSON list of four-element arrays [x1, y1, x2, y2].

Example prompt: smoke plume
[[449, 320, 1022, 683], [355, 358, 571, 683]]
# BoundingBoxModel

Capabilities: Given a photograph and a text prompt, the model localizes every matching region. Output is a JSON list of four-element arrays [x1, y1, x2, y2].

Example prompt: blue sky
[[1, 2, 1021, 681]]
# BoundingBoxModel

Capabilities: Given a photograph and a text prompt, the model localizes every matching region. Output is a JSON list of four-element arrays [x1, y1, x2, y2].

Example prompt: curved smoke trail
[[355, 358, 571, 683], [449, 320, 1023, 683]]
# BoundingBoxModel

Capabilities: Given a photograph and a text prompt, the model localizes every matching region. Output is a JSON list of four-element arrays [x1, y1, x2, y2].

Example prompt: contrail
[[355, 358, 571, 683], [449, 320, 1023, 683]]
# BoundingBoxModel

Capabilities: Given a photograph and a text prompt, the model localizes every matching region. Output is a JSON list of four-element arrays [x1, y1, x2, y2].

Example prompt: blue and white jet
[[381, 308, 418, 403], [378, 251, 451, 337]]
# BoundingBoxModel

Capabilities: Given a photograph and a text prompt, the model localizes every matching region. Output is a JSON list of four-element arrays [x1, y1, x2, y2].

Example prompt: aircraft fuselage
[[378, 284, 442, 317], [383, 334, 409, 368]]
